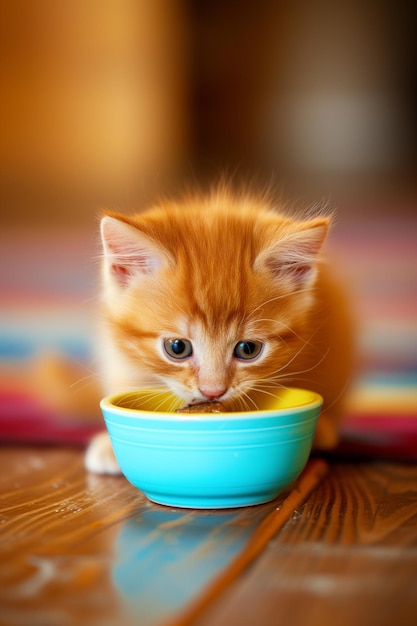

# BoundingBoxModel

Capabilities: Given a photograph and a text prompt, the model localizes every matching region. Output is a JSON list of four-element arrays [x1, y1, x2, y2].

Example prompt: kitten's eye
[[164, 339, 193, 360], [234, 341, 263, 360]]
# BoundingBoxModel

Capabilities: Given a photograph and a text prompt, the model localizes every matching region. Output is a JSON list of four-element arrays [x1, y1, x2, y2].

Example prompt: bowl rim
[[100, 387, 323, 422]]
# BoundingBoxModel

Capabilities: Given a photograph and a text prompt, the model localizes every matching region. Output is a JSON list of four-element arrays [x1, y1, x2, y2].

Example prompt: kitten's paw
[[85, 432, 121, 475]]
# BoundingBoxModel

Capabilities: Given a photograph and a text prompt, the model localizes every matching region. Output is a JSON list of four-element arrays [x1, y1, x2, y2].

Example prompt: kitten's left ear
[[255, 219, 329, 288], [101, 215, 173, 287]]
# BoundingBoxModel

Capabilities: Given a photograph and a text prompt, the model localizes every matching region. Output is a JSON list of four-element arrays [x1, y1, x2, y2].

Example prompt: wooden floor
[[1, 446, 417, 626]]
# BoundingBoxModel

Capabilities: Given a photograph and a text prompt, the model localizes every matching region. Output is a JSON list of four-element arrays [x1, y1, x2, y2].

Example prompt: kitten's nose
[[199, 387, 226, 401]]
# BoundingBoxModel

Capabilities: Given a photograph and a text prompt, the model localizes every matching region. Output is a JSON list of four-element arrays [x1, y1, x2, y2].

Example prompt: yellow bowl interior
[[107, 387, 322, 415]]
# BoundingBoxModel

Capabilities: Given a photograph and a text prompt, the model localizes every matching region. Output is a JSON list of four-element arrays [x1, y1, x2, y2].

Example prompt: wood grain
[[0, 447, 145, 626], [164, 459, 328, 626], [1, 448, 417, 626], [196, 462, 417, 626], [0, 446, 280, 626]]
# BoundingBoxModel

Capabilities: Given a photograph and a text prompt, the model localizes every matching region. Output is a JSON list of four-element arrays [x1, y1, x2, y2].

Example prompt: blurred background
[[1, 0, 416, 222], [0, 0, 416, 449]]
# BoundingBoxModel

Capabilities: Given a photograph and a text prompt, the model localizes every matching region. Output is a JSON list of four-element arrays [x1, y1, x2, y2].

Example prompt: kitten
[[85, 188, 353, 474]]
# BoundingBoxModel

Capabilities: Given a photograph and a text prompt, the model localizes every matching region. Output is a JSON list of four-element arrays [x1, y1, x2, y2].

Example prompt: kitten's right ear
[[101, 216, 173, 287]]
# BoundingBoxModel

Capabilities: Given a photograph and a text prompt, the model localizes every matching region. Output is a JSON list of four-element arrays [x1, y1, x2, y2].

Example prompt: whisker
[[246, 285, 320, 322], [320, 373, 352, 414], [66, 374, 102, 401], [167, 397, 182, 413], [250, 386, 283, 400], [249, 319, 316, 351], [268, 338, 313, 377], [245, 294, 290, 320], [118, 386, 171, 411], [272, 345, 332, 380], [152, 398, 168, 412], [70, 373, 100, 389], [233, 395, 247, 412], [239, 390, 259, 411]]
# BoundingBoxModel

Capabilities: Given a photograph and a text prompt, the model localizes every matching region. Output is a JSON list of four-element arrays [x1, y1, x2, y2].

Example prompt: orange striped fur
[[95, 187, 354, 455]]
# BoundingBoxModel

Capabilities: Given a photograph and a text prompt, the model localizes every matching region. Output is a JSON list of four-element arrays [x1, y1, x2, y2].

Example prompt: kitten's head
[[99, 190, 330, 408]]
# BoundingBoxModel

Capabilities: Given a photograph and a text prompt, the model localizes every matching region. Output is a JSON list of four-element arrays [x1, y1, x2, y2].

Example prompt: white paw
[[85, 432, 121, 475]]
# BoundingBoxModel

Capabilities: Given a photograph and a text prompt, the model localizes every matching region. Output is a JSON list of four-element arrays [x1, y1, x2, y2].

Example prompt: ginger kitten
[[86, 188, 353, 474]]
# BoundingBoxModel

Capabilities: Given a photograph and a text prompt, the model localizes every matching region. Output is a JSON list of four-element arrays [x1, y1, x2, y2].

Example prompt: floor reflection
[[112, 505, 268, 624]]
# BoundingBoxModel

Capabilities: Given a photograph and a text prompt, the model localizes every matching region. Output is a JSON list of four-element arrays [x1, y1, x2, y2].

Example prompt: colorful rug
[[1, 215, 416, 457]]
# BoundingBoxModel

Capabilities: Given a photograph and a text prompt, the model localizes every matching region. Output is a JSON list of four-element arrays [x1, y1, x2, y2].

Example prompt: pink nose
[[199, 387, 226, 400]]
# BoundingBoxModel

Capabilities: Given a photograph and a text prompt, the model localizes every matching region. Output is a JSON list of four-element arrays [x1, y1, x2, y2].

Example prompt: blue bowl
[[100, 388, 323, 509]]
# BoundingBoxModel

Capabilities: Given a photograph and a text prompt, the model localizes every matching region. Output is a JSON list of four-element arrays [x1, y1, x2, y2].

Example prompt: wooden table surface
[[1, 446, 416, 626]]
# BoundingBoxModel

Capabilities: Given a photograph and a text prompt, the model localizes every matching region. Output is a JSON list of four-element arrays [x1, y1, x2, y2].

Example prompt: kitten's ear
[[101, 215, 173, 287], [255, 219, 329, 288]]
